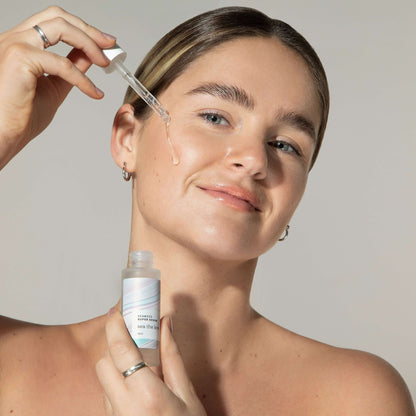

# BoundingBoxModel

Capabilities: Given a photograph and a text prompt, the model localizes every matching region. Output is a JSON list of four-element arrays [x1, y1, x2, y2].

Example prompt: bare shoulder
[[0, 313, 62, 347], [0, 314, 65, 381], [0, 314, 105, 414], [0, 314, 44, 353], [252, 315, 415, 415], [0, 314, 102, 371], [0, 315, 50, 408], [326, 347, 416, 415]]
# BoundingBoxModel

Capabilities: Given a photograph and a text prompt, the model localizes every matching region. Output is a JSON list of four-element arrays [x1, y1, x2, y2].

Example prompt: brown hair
[[124, 6, 329, 168]]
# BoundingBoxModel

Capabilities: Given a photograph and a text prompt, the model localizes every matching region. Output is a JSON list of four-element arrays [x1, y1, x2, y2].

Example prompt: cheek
[[133, 120, 209, 215], [287, 165, 308, 207], [135, 120, 177, 179], [167, 110, 236, 166], [132, 125, 175, 212], [267, 162, 308, 224]]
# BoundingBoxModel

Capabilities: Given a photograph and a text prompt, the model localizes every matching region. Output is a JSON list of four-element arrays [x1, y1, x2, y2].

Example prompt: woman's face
[[130, 37, 321, 261]]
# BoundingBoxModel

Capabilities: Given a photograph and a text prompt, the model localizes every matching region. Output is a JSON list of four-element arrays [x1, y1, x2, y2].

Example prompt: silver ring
[[122, 361, 147, 378], [33, 25, 51, 49]]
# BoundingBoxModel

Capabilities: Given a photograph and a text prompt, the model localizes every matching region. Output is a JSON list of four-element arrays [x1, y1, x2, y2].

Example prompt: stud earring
[[122, 162, 132, 181], [279, 225, 290, 241]]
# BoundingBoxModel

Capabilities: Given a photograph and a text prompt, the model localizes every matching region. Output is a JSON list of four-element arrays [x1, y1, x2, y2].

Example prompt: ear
[[110, 104, 142, 173]]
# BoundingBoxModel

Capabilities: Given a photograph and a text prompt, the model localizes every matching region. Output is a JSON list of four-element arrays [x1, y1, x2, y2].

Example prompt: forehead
[[162, 37, 321, 126]]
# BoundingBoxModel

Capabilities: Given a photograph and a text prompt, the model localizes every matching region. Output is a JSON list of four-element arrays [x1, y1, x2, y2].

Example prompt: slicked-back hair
[[124, 7, 329, 168]]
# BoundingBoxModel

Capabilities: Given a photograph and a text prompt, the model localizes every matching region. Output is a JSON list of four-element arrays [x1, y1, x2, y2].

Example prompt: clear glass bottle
[[121, 251, 160, 366]]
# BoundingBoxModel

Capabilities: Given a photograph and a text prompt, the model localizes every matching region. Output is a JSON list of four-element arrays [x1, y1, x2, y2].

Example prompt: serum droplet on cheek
[[165, 121, 180, 165]]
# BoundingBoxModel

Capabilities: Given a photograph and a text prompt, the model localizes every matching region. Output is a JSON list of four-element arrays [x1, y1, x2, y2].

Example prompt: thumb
[[160, 316, 198, 404], [45, 48, 95, 106]]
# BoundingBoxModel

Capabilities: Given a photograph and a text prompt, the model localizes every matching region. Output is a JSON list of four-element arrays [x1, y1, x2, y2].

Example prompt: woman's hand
[[96, 310, 207, 416], [0, 6, 116, 170]]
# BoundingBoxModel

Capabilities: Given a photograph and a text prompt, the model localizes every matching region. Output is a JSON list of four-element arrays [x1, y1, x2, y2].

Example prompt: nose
[[223, 136, 268, 180]]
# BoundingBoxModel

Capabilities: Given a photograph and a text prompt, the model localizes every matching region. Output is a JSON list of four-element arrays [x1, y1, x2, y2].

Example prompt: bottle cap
[[102, 43, 127, 73], [129, 250, 153, 266]]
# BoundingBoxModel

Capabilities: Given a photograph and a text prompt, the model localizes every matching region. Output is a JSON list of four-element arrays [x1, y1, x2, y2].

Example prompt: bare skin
[[0, 8, 414, 416], [0, 312, 414, 415]]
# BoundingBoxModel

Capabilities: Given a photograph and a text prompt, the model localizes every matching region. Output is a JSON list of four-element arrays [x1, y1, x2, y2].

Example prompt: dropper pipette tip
[[103, 44, 170, 124]]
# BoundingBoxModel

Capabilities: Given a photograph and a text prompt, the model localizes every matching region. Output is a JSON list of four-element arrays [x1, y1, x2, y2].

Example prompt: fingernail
[[102, 32, 116, 41], [95, 87, 104, 97], [108, 307, 116, 316]]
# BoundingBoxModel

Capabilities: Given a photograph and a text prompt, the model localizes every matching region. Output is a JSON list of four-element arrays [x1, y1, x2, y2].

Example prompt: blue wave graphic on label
[[123, 278, 160, 350]]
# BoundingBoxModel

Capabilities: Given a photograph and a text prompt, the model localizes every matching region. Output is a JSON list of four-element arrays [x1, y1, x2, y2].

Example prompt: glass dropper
[[102, 44, 170, 124]]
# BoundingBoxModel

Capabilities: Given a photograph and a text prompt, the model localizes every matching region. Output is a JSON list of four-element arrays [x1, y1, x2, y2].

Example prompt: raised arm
[[0, 6, 116, 170]]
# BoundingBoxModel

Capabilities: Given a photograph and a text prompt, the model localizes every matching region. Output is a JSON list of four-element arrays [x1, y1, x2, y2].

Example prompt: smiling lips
[[198, 185, 262, 212]]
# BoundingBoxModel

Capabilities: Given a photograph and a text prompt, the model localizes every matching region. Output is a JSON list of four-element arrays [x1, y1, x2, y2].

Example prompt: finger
[[0, 40, 102, 99], [24, 45, 103, 98], [96, 353, 127, 408], [6, 6, 115, 49], [66, 48, 93, 73], [103, 393, 114, 416], [106, 310, 162, 389], [160, 316, 198, 403], [43, 49, 97, 103], [32, 17, 111, 66], [106, 309, 146, 371]]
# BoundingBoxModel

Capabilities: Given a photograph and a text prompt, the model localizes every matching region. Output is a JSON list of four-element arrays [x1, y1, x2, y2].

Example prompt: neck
[[127, 212, 259, 376]]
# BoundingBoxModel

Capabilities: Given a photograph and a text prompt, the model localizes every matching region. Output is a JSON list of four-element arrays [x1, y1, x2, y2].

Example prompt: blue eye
[[200, 112, 229, 126], [269, 140, 300, 155]]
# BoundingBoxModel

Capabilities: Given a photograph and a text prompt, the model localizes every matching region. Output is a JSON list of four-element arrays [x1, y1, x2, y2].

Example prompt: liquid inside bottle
[[121, 250, 161, 366]]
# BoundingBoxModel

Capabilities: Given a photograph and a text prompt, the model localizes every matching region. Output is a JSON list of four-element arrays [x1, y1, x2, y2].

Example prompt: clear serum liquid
[[121, 251, 161, 366]]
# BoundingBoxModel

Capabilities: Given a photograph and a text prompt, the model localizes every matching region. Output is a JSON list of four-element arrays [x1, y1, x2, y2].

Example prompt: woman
[[0, 6, 414, 416]]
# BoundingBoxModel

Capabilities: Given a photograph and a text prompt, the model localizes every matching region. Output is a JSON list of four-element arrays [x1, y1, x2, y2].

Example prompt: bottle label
[[122, 278, 160, 349]]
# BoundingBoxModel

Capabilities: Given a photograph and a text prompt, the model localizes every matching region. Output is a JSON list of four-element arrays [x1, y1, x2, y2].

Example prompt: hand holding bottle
[[0, 6, 116, 170], [96, 310, 207, 416]]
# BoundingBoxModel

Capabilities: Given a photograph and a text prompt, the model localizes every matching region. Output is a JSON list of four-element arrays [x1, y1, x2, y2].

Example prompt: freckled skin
[[0, 37, 413, 416], [128, 37, 321, 262]]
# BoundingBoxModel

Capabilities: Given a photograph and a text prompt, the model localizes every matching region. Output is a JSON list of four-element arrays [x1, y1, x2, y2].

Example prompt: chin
[[137, 197, 280, 263], [170, 220, 272, 262]]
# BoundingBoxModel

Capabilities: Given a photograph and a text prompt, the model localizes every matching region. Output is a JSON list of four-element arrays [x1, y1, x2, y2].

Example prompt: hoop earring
[[279, 225, 290, 241], [122, 162, 132, 181]]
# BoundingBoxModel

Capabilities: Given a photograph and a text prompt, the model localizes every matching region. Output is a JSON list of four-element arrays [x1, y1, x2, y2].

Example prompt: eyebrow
[[186, 82, 255, 110], [277, 111, 317, 143], [186, 82, 316, 142]]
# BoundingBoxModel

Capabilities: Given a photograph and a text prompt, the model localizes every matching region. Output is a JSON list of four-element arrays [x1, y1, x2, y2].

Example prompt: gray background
[[1, 0, 415, 398]]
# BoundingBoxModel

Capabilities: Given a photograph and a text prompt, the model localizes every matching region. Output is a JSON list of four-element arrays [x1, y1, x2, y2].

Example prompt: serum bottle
[[121, 251, 161, 366]]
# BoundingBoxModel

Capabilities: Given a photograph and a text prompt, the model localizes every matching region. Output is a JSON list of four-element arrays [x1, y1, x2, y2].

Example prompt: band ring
[[33, 25, 51, 49], [122, 361, 147, 378]]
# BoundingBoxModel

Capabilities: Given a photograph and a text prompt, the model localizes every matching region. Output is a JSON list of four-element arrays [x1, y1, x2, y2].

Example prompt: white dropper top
[[102, 44, 170, 124]]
